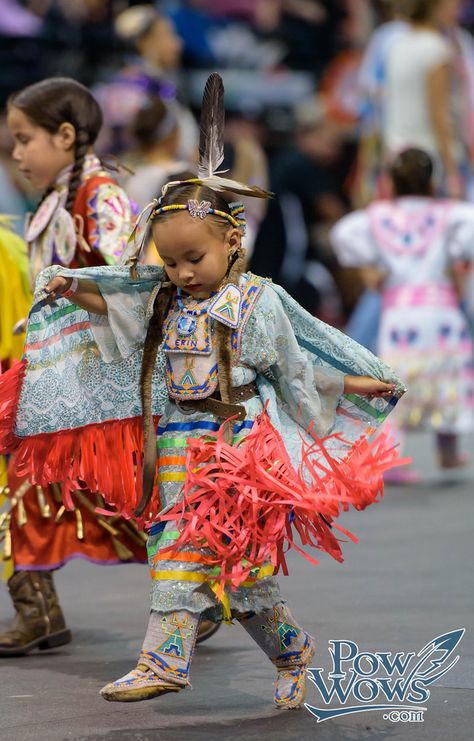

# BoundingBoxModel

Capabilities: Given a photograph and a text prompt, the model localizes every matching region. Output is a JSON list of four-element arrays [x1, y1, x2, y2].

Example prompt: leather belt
[[135, 382, 258, 517], [174, 381, 258, 421]]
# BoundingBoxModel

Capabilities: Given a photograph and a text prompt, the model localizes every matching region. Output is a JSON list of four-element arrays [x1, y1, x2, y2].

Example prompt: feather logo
[[304, 630, 465, 723], [411, 629, 464, 684]]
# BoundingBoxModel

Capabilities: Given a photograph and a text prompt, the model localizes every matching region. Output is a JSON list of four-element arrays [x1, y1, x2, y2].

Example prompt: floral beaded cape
[[0, 265, 406, 578]]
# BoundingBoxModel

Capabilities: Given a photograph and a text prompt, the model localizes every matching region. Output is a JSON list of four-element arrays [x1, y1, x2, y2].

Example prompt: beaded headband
[[120, 73, 270, 277], [151, 198, 245, 231]]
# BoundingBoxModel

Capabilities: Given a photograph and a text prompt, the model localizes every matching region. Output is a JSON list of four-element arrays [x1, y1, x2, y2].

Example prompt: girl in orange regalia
[[0, 78, 147, 657]]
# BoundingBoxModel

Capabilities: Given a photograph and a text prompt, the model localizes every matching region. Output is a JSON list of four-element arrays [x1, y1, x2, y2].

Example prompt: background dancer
[[331, 147, 474, 482], [0, 77, 147, 657]]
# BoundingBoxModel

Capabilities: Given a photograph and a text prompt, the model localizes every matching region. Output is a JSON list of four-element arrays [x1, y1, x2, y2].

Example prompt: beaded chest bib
[[160, 276, 264, 401], [163, 292, 216, 399], [162, 283, 243, 400]]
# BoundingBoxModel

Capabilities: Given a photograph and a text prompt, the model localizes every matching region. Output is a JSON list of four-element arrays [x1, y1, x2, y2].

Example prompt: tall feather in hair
[[198, 73, 225, 180], [195, 72, 273, 200]]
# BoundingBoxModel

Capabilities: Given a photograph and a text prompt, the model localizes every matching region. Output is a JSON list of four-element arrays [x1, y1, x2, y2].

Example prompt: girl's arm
[[426, 62, 461, 197], [44, 276, 107, 315], [344, 375, 395, 397]]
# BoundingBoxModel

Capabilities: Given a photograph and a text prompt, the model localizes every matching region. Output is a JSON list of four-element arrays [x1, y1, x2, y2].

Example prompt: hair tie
[[229, 202, 246, 234]]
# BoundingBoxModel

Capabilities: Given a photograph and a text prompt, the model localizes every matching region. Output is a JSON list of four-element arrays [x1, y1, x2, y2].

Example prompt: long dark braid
[[136, 281, 176, 516], [214, 246, 246, 404], [65, 129, 90, 214]]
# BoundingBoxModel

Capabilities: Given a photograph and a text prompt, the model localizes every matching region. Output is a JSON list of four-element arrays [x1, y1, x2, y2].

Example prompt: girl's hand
[[344, 375, 396, 397], [43, 276, 107, 315], [44, 276, 73, 301], [12, 318, 27, 336]]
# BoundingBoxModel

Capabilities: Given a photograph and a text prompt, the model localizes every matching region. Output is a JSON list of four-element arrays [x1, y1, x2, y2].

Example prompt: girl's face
[[140, 18, 182, 70], [7, 107, 76, 189], [152, 213, 240, 298]]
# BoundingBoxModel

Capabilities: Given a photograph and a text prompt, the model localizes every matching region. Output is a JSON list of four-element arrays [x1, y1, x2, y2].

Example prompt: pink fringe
[[160, 410, 408, 590], [0, 360, 27, 452]]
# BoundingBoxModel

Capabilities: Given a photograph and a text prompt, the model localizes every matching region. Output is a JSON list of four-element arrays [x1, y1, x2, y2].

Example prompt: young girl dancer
[[331, 147, 474, 478], [0, 75, 405, 707], [0, 78, 147, 657]]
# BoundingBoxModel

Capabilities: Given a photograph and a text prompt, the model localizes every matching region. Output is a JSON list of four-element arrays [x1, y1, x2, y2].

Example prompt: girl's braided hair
[[139, 182, 246, 508], [8, 77, 103, 215]]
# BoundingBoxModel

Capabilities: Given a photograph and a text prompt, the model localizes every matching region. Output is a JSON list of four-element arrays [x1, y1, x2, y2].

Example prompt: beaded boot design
[[239, 603, 314, 709], [100, 610, 200, 702]]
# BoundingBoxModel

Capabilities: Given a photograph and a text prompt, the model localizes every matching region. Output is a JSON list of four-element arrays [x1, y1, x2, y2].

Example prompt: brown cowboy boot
[[0, 571, 71, 657]]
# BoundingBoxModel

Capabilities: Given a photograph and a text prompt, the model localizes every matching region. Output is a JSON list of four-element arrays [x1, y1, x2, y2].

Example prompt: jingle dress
[[331, 196, 474, 432]]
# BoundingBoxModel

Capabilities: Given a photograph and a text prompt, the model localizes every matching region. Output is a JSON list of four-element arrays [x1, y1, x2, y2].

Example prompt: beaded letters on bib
[[163, 290, 212, 356]]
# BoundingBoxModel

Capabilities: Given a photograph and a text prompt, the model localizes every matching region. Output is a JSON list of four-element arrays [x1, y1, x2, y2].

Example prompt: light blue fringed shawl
[[15, 265, 165, 437], [14, 265, 405, 455]]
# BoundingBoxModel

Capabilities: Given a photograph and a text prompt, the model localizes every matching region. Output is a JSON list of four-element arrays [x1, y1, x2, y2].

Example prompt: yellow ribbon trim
[[242, 564, 275, 582], [151, 570, 207, 583], [152, 563, 275, 582], [150, 563, 275, 621], [158, 472, 187, 483], [210, 582, 232, 622], [151, 563, 274, 583]]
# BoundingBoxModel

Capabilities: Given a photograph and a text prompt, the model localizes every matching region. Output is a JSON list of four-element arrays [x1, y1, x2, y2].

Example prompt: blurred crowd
[[2, 0, 474, 325]]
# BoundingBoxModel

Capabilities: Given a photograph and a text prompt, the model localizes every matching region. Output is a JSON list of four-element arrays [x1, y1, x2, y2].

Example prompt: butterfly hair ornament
[[150, 198, 246, 231], [120, 72, 270, 274]]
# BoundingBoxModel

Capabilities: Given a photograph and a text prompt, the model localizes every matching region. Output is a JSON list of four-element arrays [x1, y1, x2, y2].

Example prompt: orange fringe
[[1, 363, 407, 583], [0, 360, 161, 524]]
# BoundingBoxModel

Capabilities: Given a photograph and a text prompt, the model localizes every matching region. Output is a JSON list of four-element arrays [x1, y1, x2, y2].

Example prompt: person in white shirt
[[382, 0, 465, 197]]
